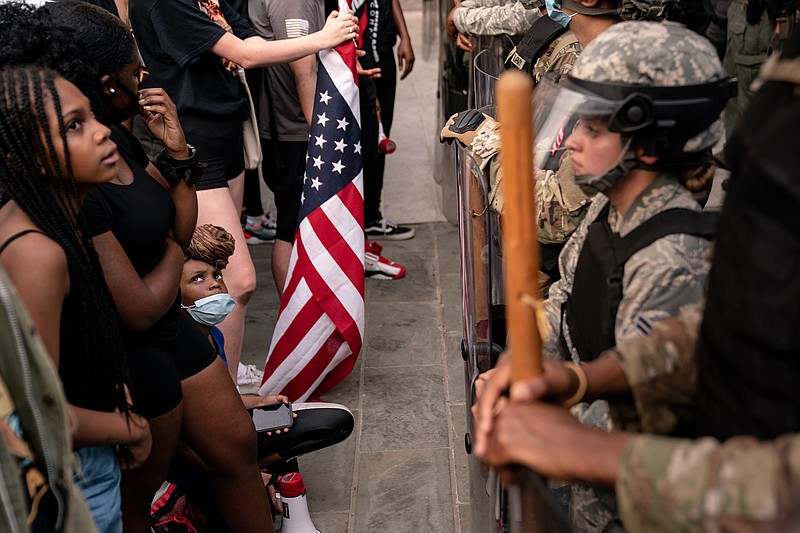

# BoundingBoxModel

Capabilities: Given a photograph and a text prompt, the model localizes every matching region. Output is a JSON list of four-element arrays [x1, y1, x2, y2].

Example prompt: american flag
[[259, 4, 365, 402]]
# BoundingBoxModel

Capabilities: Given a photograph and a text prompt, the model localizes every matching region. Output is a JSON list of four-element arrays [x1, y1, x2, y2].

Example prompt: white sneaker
[[237, 362, 264, 386]]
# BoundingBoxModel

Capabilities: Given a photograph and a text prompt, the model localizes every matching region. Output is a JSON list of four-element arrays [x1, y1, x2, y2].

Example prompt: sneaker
[[364, 240, 406, 280], [244, 213, 276, 244], [237, 362, 264, 386], [364, 218, 415, 241]]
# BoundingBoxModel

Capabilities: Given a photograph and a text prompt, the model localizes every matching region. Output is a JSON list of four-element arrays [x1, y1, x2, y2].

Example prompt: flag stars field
[[335, 139, 348, 152], [354, 141, 361, 154], [316, 112, 330, 127], [332, 160, 345, 174], [311, 177, 323, 191], [336, 117, 349, 131], [314, 134, 327, 148], [319, 90, 332, 105], [312, 155, 324, 169]]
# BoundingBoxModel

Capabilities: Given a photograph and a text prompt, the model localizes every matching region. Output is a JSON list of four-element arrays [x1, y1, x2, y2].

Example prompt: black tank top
[[82, 125, 180, 340], [0, 230, 117, 412]]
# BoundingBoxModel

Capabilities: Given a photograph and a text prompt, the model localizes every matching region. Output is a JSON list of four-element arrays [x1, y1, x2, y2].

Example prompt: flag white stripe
[[260, 314, 336, 394], [267, 277, 312, 355]]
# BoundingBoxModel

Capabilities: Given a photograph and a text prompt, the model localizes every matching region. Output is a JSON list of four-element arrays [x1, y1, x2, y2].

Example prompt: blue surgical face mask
[[182, 293, 236, 326], [545, 0, 576, 27]]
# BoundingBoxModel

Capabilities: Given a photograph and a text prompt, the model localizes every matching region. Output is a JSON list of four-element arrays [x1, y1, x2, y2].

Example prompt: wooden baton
[[496, 70, 543, 383]]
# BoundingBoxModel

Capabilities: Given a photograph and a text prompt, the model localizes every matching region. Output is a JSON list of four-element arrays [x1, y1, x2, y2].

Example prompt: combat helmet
[[533, 21, 737, 194], [552, 0, 676, 21]]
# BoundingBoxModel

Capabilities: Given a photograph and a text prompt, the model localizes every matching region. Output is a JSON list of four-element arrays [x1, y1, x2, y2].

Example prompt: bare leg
[[196, 174, 256, 383], [121, 403, 183, 532], [180, 357, 273, 532], [271, 239, 292, 297]]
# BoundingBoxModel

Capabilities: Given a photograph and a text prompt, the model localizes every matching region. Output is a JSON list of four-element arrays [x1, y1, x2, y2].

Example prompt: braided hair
[[185, 225, 236, 271], [0, 66, 129, 412]]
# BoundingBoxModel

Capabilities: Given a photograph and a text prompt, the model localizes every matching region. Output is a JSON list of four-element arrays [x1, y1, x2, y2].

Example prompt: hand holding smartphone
[[251, 402, 293, 433]]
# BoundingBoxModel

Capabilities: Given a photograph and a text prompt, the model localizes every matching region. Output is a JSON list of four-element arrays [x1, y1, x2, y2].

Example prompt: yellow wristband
[[562, 362, 588, 408]]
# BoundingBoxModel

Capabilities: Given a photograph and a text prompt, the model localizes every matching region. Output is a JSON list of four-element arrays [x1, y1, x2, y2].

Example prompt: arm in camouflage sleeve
[[452, 1, 541, 36], [617, 433, 800, 532], [607, 303, 703, 434]]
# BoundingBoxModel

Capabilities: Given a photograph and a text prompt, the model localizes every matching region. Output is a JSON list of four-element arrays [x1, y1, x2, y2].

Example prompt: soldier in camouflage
[[476, 17, 800, 533], [473, 20, 734, 531]]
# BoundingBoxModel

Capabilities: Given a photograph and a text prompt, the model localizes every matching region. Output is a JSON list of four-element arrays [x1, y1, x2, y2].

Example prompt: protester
[[0, 64, 151, 533]]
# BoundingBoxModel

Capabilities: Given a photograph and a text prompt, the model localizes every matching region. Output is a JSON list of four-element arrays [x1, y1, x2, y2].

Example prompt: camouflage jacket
[[531, 29, 581, 83], [617, 433, 800, 532], [453, 0, 542, 36], [543, 174, 712, 360]]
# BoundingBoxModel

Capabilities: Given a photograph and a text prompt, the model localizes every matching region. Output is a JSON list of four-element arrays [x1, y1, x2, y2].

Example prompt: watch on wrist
[[156, 144, 204, 186]]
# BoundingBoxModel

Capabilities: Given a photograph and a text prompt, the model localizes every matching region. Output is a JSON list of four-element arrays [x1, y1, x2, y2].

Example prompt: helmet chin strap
[[561, 0, 618, 16], [574, 142, 637, 196]]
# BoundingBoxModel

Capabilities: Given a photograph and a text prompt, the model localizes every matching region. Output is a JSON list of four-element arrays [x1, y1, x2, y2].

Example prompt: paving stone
[[435, 223, 461, 277], [365, 302, 441, 368], [458, 503, 473, 533], [450, 403, 470, 505], [361, 365, 448, 453], [299, 410, 359, 514], [355, 449, 455, 533], [445, 332, 467, 404], [367, 248, 438, 303], [307, 511, 350, 533], [441, 273, 463, 335]]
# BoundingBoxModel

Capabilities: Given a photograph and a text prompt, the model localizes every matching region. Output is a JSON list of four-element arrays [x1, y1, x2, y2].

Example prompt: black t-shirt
[[129, 0, 258, 122], [358, 0, 398, 67], [82, 126, 180, 340]]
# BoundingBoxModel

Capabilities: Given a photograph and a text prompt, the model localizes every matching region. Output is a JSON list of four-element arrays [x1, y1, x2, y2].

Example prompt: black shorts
[[125, 312, 217, 418], [260, 138, 308, 242], [182, 116, 245, 191]]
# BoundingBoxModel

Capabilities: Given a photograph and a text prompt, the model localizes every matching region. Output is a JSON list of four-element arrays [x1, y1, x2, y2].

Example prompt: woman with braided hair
[[0, 65, 151, 533]]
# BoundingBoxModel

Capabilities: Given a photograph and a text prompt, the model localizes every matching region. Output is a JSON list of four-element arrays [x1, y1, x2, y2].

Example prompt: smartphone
[[251, 402, 293, 432]]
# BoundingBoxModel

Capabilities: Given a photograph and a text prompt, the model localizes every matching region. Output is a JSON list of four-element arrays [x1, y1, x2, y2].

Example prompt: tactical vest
[[504, 15, 567, 74], [560, 203, 717, 362], [696, 49, 800, 440]]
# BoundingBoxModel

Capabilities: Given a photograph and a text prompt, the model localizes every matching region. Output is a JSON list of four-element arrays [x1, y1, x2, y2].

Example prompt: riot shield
[[456, 141, 505, 533]]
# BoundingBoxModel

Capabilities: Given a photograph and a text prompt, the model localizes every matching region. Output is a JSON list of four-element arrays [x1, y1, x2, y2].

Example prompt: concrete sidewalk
[[241, 9, 470, 533]]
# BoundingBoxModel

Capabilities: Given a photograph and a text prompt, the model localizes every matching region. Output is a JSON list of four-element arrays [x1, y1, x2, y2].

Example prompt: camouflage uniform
[[617, 433, 800, 532], [542, 177, 712, 361], [723, 0, 774, 138], [452, 0, 542, 37]]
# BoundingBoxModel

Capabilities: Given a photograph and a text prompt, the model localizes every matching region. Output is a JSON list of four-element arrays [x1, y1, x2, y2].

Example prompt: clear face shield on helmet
[[533, 77, 634, 195]]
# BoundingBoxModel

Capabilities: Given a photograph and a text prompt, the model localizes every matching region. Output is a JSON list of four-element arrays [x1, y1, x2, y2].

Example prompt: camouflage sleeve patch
[[618, 434, 800, 532]]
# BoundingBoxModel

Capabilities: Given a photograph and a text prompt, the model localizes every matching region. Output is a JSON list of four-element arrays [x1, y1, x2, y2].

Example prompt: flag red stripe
[[280, 329, 346, 400], [263, 296, 325, 378], [294, 234, 363, 354], [306, 208, 364, 293]]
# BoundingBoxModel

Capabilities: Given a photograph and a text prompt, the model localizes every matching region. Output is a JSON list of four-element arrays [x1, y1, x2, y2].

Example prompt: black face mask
[[110, 76, 140, 118]]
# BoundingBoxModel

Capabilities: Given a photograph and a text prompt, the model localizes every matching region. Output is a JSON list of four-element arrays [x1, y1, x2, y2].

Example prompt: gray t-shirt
[[248, 0, 324, 141]]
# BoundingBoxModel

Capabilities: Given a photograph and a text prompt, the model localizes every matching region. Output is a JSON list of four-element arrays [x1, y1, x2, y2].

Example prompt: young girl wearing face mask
[[179, 224, 354, 517]]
